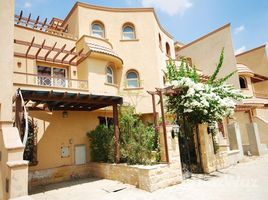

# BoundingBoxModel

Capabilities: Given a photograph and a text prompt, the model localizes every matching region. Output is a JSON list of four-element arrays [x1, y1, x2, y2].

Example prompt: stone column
[[159, 125, 182, 176], [227, 122, 243, 157], [165, 125, 181, 164], [246, 123, 263, 156], [198, 123, 216, 173], [0, 1, 29, 199]]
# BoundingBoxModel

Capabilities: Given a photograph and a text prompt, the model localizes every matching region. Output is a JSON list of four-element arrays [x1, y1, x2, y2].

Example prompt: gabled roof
[[235, 45, 266, 57], [176, 23, 231, 52]]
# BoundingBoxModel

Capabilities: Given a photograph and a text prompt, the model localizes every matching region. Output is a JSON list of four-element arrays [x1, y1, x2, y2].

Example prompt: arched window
[[106, 66, 113, 84], [159, 33, 162, 50], [239, 76, 247, 89], [126, 70, 139, 88], [91, 22, 105, 38], [122, 23, 135, 40], [166, 42, 171, 56]]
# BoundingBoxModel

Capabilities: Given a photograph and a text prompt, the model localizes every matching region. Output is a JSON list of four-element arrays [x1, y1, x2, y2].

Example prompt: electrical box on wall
[[61, 146, 70, 158]]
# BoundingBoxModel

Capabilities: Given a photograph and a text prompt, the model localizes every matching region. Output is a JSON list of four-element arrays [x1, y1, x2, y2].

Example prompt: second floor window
[[239, 76, 247, 89], [37, 66, 66, 87], [91, 22, 105, 38], [126, 71, 139, 88], [122, 24, 135, 40], [166, 42, 171, 57], [106, 66, 114, 84]]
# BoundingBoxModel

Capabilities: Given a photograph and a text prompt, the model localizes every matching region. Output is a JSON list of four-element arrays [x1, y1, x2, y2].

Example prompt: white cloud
[[235, 46, 246, 55], [24, 1, 32, 8], [141, 0, 193, 16], [234, 25, 245, 34]]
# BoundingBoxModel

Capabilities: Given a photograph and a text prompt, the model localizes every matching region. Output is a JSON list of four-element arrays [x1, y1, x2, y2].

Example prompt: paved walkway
[[29, 155, 268, 200]]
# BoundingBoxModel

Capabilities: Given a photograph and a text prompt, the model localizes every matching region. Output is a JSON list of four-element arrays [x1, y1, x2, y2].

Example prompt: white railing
[[14, 72, 88, 90]]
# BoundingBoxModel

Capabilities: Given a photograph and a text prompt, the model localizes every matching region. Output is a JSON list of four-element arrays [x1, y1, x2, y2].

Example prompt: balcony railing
[[14, 72, 88, 90], [254, 92, 268, 99]]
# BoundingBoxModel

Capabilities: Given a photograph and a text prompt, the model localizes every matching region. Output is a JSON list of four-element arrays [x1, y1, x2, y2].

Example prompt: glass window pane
[[107, 67, 113, 75], [92, 24, 102, 31], [123, 26, 133, 33], [127, 72, 137, 79], [53, 68, 66, 87], [127, 80, 138, 88], [37, 66, 51, 86], [123, 33, 134, 40], [123, 26, 135, 40], [92, 31, 104, 38], [107, 75, 113, 84], [92, 23, 104, 38], [53, 68, 66, 78]]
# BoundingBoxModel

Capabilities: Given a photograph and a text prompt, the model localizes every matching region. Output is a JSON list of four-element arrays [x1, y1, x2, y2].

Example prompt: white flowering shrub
[[165, 48, 245, 127]]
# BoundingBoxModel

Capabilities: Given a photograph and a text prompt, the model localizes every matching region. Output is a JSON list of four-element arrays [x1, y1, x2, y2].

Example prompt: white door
[[75, 145, 86, 165]]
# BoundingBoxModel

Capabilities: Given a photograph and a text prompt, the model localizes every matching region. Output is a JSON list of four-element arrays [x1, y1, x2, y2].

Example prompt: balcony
[[14, 72, 88, 91]]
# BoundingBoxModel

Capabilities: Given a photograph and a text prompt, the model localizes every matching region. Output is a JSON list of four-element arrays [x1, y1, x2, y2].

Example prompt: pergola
[[15, 89, 123, 163], [14, 37, 90, 66], [15, 11, 75, 39], [147, 86, 184, 163]]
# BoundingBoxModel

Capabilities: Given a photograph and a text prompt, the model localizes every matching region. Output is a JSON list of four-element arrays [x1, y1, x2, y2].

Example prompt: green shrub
[[87, 106, 160, 165], [87, 125, 114, 163], [119, 106, 159, 165], [22, 118, 38, 165]]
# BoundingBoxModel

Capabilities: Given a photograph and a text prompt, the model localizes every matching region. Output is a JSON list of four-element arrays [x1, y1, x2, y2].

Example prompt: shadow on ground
[[29, 177, 101, 195]]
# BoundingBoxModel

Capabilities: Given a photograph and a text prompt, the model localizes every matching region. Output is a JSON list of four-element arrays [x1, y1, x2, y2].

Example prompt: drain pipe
[[18, 89, 29, 145]]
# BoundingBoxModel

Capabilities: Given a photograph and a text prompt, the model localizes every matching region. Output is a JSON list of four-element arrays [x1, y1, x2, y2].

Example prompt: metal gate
[[178, 120, 203, 179]]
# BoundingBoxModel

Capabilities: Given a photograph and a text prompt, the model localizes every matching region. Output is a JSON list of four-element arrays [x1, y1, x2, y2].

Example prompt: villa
[[0, 1, 267, 199]]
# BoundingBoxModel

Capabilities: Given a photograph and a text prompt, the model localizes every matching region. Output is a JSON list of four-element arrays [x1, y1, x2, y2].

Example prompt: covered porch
[[14, 89, 123, 189]]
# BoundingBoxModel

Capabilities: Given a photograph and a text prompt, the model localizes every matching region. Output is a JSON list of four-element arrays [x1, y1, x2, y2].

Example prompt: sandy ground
[[27, 155, 268, 200]]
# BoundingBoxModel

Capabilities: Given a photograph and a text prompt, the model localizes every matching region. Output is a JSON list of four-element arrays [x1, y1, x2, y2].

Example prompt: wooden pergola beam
[[35, 39, 46, 58], [17, 10, 23, 24], [26, 13, 31, 26], [22, 93, 121, 105], [113, 104, 120, 163], [15, 39, 81, 56], [77, 50, 91, 65], [44, 42, 57, 60], [40, 18, 47, 31], [53, 44, 66, 61], [25, 37, 35, 56], [147, 91, 158, 128], [33, 16, 40, 28]]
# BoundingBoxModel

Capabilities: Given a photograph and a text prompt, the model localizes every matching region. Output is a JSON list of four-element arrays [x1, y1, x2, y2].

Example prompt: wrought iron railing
[[14, 72, 88, 90]]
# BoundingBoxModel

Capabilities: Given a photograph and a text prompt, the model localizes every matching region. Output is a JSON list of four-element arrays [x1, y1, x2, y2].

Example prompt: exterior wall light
[[62, 111, 68, 118], [171, 124, 180, 139]]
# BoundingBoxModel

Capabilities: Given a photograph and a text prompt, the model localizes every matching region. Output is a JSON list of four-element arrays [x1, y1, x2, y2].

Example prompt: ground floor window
[[98, 116, 113, 127]]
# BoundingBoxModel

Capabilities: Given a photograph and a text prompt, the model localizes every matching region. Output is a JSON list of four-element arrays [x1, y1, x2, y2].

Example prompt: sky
[[15, 0, 268, 55]]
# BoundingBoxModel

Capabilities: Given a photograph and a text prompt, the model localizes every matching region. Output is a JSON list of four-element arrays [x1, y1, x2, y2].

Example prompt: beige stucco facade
[[1, 1, 266, 198], [176, 24, 240, 88], [235, 45, 268, 154]]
